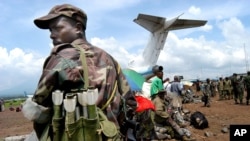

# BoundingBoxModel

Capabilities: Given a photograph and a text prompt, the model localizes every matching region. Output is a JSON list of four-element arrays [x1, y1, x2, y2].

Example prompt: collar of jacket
[[50, 39, 90, 54]]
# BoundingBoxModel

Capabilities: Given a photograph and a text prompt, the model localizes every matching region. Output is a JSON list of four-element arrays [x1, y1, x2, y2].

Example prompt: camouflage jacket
[[237, 78, 244, 91], [153, 95, 169, 124], [244, 75, 250, 89], [203, 83, 211, 96], [218, 80, 224, 91], [32, 39, 135, 136], [231, 76, 238, 88], [223, 80, 231, 90]]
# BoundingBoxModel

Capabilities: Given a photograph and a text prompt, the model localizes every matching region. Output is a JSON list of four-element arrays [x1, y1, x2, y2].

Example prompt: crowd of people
[[134, 65, 197, 141], [195, 72, 250, 106], [134, 66, 250, 140]]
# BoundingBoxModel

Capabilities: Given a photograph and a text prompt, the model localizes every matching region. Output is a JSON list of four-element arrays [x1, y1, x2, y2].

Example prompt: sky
[[0, 0, 250, 96]]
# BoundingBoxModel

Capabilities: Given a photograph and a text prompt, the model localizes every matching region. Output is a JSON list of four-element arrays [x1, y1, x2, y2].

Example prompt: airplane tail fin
[[133, 13, 166, 33], [131, 13, 207, 70]]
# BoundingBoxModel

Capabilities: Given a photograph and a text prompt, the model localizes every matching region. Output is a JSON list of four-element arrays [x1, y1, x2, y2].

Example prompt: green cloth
[[150, 77, 163, 96]]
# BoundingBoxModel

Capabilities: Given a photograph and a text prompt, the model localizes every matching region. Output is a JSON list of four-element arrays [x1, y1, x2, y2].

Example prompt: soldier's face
[[49, 16, 79, 45]]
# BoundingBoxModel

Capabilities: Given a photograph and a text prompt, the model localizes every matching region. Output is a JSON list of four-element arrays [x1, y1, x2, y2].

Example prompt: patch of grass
[[4, 98, 26, 108]]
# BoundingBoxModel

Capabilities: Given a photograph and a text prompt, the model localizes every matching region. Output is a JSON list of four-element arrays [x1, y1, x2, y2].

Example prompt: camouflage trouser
[[211, 89, 216, 97], [246, 88, 250, 104], [167, 117, 191, 137], [154, 123, 175, 138], [224, 89, 231, 99], [202, 95, 210, 107], [232, 88, 238, 100], [135, 110, 154, 140], [237, 89, 244, 103], [154, 117, 192, 140], [172, 110, 185, 125], [219, 90, 225, 100]]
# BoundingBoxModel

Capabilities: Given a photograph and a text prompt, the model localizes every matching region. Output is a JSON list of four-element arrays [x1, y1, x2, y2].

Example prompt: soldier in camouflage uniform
[[210, 80, 216, 97], [202, 78, 212, 107], [152, 90, 195, 141], [237, 76, 244, 104], [244, 71, 250, 105], [30, 4, 136, 140], [231, 73, 239, 102], [223, 77, 232, 100], [218, 77, 225, 100]]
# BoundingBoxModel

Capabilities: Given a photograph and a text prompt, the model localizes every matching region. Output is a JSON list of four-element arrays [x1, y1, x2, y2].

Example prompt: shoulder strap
[[101, 64, 120, 110], [71, 44, 89, 89], [72, 43, 120, 110]]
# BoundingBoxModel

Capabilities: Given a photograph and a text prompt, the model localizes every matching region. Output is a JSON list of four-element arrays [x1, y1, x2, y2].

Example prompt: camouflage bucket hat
[[34, 4, 87, 29]]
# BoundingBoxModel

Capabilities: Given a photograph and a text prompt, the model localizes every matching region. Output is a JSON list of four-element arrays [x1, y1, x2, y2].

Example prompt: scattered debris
[[4, 135, 29, 141], [221, 127, 229, 133]]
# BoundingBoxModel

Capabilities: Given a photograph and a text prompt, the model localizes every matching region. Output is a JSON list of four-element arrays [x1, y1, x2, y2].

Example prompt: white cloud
[[202, 24, 213, 32], [0, 47, 44, 92], [157, 28, 247, 80], [0, 47, 44, 75], [0, 47, 10, 67], [188, 6, 201, 15], [90, 37, 133, 68], [219, 17, 247, 45]]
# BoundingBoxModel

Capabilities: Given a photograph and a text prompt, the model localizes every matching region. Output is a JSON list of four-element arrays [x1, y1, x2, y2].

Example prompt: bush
[[4, 99, 26, 108]]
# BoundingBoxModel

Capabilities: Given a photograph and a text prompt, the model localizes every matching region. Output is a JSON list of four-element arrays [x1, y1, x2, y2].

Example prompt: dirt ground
[[0, 91, 250, 141], [0, 107, 33, 139], [182, 91, 250, 141]]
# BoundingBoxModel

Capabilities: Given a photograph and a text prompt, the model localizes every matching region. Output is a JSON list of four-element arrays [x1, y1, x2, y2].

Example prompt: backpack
[[190, 111, 209, 129]]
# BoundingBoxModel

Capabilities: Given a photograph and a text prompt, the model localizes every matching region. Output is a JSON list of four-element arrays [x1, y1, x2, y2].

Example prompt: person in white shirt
[[163, 78, 171, 93]]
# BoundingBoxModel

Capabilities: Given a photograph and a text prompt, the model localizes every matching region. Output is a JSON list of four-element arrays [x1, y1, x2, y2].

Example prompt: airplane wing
[[133, 13, 207, 32], [133, 13, 166, 32], [167, 19, 207, 30]]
